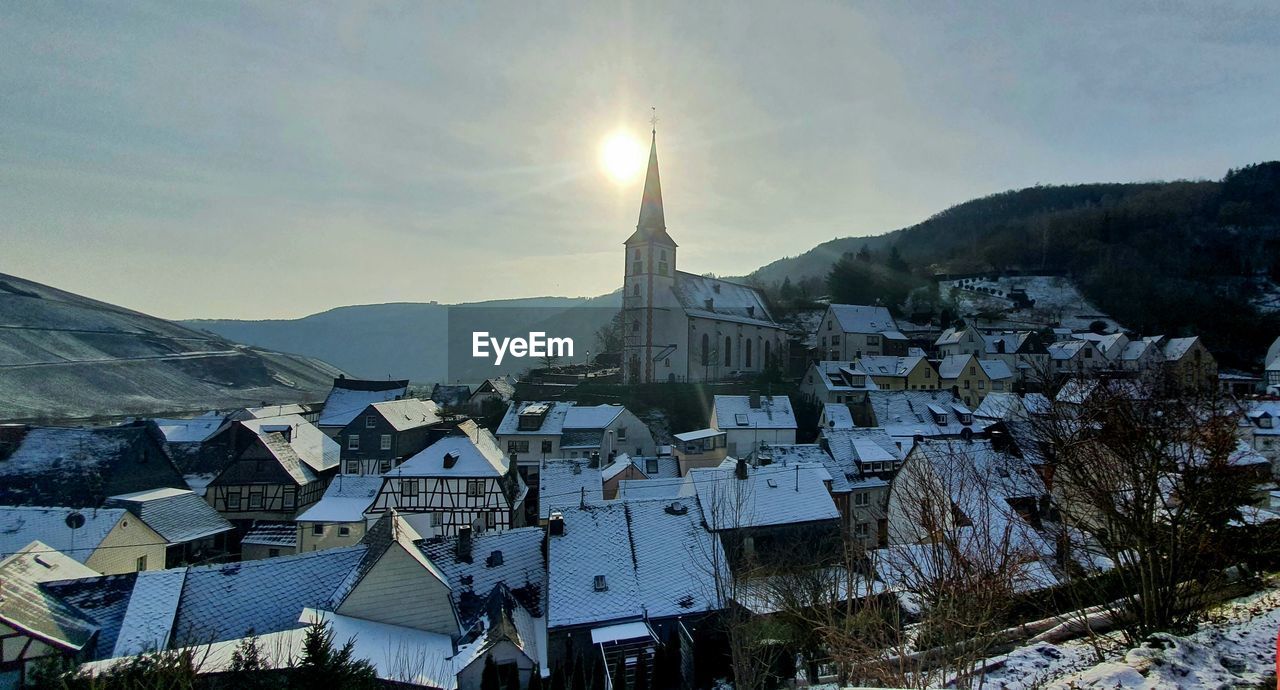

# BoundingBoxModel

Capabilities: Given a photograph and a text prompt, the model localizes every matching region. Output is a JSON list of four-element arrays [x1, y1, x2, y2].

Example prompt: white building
[[815, 304, 903, 360], [495, 401, 656, 473], [709, 394, 797, 458], [621, 129, 787, 383]]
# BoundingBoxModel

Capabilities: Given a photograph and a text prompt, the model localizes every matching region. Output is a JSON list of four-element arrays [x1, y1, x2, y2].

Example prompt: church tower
[[622, 129, 678, 384]]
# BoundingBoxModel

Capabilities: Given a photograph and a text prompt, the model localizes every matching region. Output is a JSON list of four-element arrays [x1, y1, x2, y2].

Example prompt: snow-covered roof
[[712, 395, 797, 430], [865, 390, 986, 442], [821, 403, 855, 430], [859, 355, 926, 379], [615, 478, 683, 501], [827, 304, 897, 334], [1048, 340, 1089, 360], [673, 272, 778, 328], [294, 476, 382, 523], [820, 428, 905, 491], [319, 378, 409, 428], [560, 429, 604, 449], [538, 460, 604, 521], [691, 462, 840, 530], [673, 428, 725, 442], [153, 413, 226, 444], [935, 326, 970, 347], [809, 360, 878, 393], [978, 359, 1014, 381], [1162, 336, 1201, 361], [1073, 332, 1127, 358], [0, 544, 100, 651], [368, 398, 442, 431], [105, 488, 232, 545], [239, 414, 338, 474], [936, 354, 973, 380], [419, 527, 545, 624], [243, 403, 308, 418], [1119, 339, 1156, 362], [431, 384, 472, 407], [0, 506, 125, 563], [394, 428, 509, 479], [240, 521, 298, 548], [496, 401, 574, 436], [972, 392, 1050, 422], [112, 568, 186, 657], [563, 404, 625, 429], [547, 497, 726, 629]]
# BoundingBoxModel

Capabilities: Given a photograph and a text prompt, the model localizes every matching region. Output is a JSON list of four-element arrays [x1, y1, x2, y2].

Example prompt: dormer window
[[594, 575, 609, 592], [1259, 415, 1274, 429], [931, 411, 947, 425]]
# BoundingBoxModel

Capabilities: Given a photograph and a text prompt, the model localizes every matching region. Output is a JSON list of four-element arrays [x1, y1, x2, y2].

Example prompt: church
[[621, 130, 787, 384]]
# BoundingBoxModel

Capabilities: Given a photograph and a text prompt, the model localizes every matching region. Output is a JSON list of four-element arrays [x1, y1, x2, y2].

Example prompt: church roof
[[625, 131, 677, 247], [674, 272, 779, 327]]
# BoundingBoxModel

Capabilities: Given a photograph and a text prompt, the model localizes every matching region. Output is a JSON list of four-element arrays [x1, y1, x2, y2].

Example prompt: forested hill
[[749, 162, 1280, 366]]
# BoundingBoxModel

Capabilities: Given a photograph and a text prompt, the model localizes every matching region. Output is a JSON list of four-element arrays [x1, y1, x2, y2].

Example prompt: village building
[[1266, 336, 1280, 392], [798, 360, 879, 404], [469, 376, 516, 412], [671, 428, 729, 476], [537, 459, 604, 524], [239, 521, 298, 560], [936, 354, 1014, 408], [496, 401, 656, 474], [819, 402, 856, 431], [0, 506, 166, 575], [857, 354, 938, 391], [851, 390, 986, 455], [336, 398, 445, 476], [972, 391, 1052, 425], [431, 383, 473, 410], [0, 542, 100, 686], [1047, 339, 1105, 376], [317, 377, 410, 437], [815, 304, 905, 360], [294, 474, 383, 553], [1158, 335, 1218, 392], [815, 428, 907, 546], [598, 453, 680, 500], [709, 393, 797, 458], [104, 488, 233, 567], [621, 130, 787, 383], [368, 422, 527, 538]]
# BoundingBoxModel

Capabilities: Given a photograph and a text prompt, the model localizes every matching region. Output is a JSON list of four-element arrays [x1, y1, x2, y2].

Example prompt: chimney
[[589, 451, 601, 468], [456, 524, 473, 563], [443, 451, 459, 470], [749, 391, 761, 409], [735, 457, 748, 480], [548, 511, 565, 537], [990, 429, 1008, 453]]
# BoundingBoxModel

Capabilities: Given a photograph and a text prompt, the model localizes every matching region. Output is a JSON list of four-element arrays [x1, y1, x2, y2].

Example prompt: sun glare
[[600, 130, 645, 184]]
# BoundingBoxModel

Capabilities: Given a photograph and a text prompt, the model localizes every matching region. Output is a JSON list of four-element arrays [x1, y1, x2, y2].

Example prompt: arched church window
[[724, 336, 732, 367], [701, 333, 710, 366], [632, 284, 640, 297]]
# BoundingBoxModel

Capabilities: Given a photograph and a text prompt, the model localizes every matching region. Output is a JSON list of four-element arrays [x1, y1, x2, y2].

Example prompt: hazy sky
[[3, 2, 1278, 320]]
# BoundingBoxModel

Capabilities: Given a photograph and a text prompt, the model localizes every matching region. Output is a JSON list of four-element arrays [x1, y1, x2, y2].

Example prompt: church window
[[632, 261, 642, 275], [724, 336, 732, 367], [745, 339, 753, 367], [658, 261, 668, 276], [701, 334, 710, 366], [632, 284, 640, 297], [764, 340, 771, 365], [660, 250, 667, 260]]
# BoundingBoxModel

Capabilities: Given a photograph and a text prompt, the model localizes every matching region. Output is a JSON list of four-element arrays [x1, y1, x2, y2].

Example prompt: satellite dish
[[65, 511, 85, 530]]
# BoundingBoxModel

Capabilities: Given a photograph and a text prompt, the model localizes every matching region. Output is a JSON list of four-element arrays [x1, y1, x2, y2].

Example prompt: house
[[0, 506, 166, 574], [815, 428, 907, 546], [1047, 339, 1104, 376], [152, 414, 234, 496], [936, 354, 1014, 407], [981, 331, 1050, 383], [709, 393, 797, 458], [0, 423, 187, 508], [496, 401, 656, 473], [368, 422, 527, 538], [205, 418, 337, 530], [240, 521, 298, 560], [857, 355, 938, 391], [537, 459, 604, 524], [1241, 401, 1280, 472], [798, 360, 879, 404], [545, 496, 727, 684], [104, 488, 233, 567], [431, 383, 473, 410], [469, 376, 517, 412], [853, 390, 986, 454], [598, 453, 679, 500], [621, 131, 787, 383], [0, 542, 100, 686], [1072, 331, 1130, 363], [336, 398, 445, 476], [815, 304, 904, 360], [317, 377, 410, 437], [294, 475, 383, 553], [672, 428, 728, 476], [1266, 336, 1280, 391], [935, 325, 984, 358], [819, 402, 856, 431], [1159, 336, 1217, 392]]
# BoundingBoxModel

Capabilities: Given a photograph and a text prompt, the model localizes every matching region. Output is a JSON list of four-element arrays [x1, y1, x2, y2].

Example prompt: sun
[[600, 130, 646, 184]]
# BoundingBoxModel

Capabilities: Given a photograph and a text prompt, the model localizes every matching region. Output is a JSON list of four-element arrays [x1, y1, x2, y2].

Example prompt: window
[[249, 492, 263, 510], [867, 335, 879, 346], [379, 458, 392, 473], [969, 366, 976, 375], [380, 434, 392, 451], [347, 435, 360, 450], [632, 283, 640, 297], [282, 488, 296, 510], [646, 458, 659, 474], [339, 526, 351, 537], [724, 336, 732, 367], [855, 492, 869, 506], [313, 524, 324, 536], [632, 261, 643, 275], [821, 336, 827, 347], [508, 440, 529, 454], [616, 427, 627, 441], [541, 439, 553, 454], [136, 555, 147, 571], [831, 334, 839, 346], [658, 261, 668, 276], [430, 512, 442, 526], [484, 512, 496, 529], [745, 339, 753, 367], [978, 380, 986, 389], [854, 523, 869, 537], [346, 460, 360, 474], [925, 368, 931, 378], [467, 479, 484, 497], [963, 380, 971, 389], [227, 492, 241, 510], [365, 415, 377, 429], [701, 333, 710, 366], [401, 479, 417, 498]]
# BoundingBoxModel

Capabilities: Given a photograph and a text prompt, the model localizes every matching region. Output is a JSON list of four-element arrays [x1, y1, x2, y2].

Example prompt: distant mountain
[[186, 292, 622, 385], [0, 272, 345, 424]]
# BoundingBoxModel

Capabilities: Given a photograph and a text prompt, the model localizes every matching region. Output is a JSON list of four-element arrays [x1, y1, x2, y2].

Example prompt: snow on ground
[[941, 276, 1124, 332], [981, 581, 1280, 689]]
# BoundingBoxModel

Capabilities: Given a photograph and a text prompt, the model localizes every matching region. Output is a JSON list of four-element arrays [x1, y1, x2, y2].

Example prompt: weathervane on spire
[[650, 106, 658, 135]]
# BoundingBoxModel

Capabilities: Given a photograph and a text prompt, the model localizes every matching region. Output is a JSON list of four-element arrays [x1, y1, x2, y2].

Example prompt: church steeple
[[636, 129, 665, 231]]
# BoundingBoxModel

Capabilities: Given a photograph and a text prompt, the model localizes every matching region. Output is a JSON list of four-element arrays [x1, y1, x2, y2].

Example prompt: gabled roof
[[1048, 340, 1090, 360], [112, 567, 186, 657], [547, 498, 725, 629], [972, 392, 1051, 422], [153, 413, 226, 444], [105, 488, 232, 545], [936, 354, 974, 380], [294, 475, 382, 523], [809, 360, 879, 393], [0, 544, 100, 652], [673, 272, 778, 327], [254, 433, 320, 485], [859, 355, 927, 379], [419, 527, 545, 625], [820, 403, 855, 430], [319, 378, 409, 428], [367, 398, 443, 432], [864, 390, 987, 441], [393, 426, 509, 478], [1162, 336, 1201, 361], [0, 506, 125, 563], [496, 401, 574, 436], [472, 377, 516, 401], [691, 462, 840, 530], [563, 404, 625, 429], [238, 414, 338, 474], [827, 304, 897, 334], [539, 460, 603, 521], [978, 359, 1014, 381], [713, 395, 797, 430]]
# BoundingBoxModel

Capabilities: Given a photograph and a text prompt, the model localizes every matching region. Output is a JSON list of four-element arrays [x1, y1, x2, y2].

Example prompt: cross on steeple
[[650, 107, 658, 134]]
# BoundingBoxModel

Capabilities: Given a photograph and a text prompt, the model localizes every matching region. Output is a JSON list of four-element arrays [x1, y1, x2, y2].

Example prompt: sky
[[3, 2, 1278, 320]]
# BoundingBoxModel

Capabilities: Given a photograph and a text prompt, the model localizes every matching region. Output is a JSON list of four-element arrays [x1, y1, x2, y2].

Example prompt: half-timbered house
[[336, 398, 445, 476], [368, 422, 527, 538], [205, 427, 334, 531]]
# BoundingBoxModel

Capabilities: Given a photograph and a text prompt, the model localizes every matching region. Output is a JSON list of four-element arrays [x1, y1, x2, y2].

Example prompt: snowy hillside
[[0, 272, 345, 423], [940, 275, 1125, 332]]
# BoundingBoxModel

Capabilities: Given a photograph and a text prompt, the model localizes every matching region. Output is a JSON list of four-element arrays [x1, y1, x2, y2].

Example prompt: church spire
[[636, 126, 665, 232]]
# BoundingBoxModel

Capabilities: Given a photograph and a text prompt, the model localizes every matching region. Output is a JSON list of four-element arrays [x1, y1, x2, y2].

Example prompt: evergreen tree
[[887, 245, 909, 273], [481, 655, 502, 690], [856, 243, 872, 262], [290, 621, 378, 690]]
